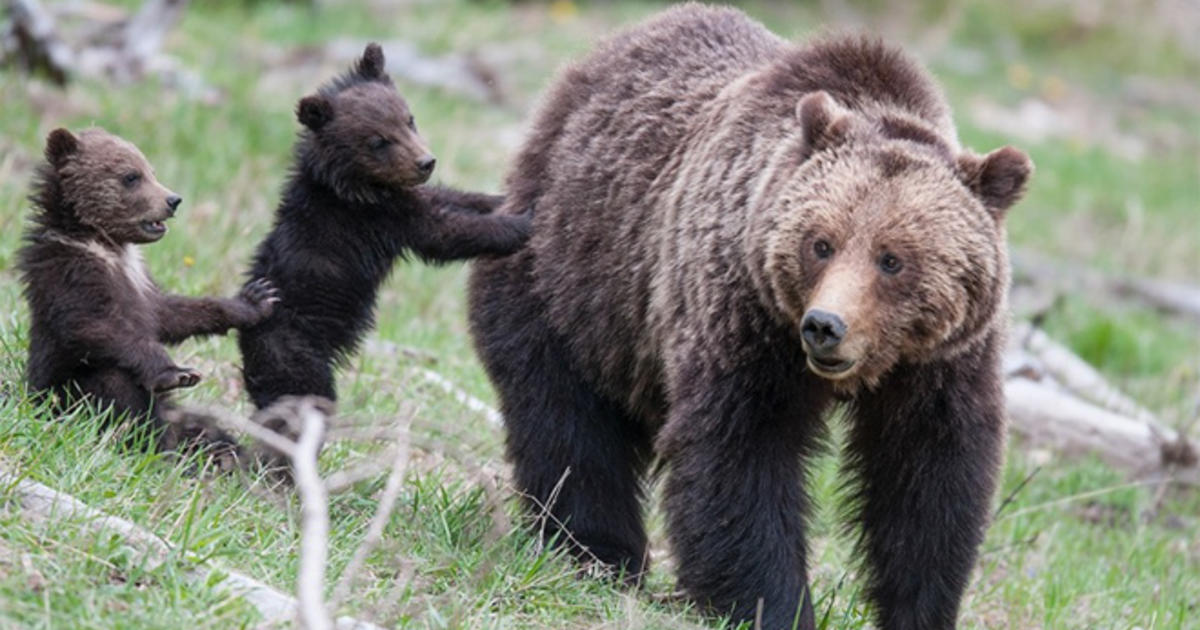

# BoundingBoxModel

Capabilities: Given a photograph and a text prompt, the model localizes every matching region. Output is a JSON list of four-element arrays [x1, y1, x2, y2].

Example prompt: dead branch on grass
[[220, 396, 416, 629], [0, 466, 382, 630], [412, 367, 503, 427]]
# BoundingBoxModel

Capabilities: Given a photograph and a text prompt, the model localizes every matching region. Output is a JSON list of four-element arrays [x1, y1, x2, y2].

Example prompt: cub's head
[[296, 43, 436, 200], [40, 128, 181, 244], [755, 92, 1032, 391]]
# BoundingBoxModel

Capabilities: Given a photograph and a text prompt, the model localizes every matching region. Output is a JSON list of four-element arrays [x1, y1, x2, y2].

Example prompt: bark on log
[[1004, 379, 1197, 484], [1005, 322, 1197, 484]]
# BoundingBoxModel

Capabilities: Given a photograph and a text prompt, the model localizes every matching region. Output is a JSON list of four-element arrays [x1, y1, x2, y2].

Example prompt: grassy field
[[1, 1, 1197, 628]]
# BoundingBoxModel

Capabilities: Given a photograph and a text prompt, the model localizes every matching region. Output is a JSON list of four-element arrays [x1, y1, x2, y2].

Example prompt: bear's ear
[[297, 95, 334, 131], [356, 43, 386, 80], [796, 91, 852, 157], [957, 146, 1033, 219], [45, 128, 79, 168]]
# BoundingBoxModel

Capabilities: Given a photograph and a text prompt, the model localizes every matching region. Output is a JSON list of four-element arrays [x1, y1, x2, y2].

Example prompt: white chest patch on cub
[[120, 245, 155, 296], [54, 235, 156, 297]]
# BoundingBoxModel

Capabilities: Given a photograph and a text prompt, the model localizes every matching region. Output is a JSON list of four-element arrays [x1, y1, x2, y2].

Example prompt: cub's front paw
[[506, 209, 533, 241], [239, 278, 280, 323], [150, 366, 202, 393]]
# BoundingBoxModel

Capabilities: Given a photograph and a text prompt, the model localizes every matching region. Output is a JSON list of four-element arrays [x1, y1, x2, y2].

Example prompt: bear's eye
[[813, 239, 833, 259], [121, 172, 142, 188], [879, 252, 903, 275], [369, 136, 391, 151], [407, 115, 417, 131]]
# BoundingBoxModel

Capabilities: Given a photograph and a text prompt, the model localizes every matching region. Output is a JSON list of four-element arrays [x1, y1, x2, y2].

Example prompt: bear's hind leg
[[470, 256, 652, 579], [69, 366, 160, 445], [240, 324, 336, 410], [845, 339, 1006, 630]]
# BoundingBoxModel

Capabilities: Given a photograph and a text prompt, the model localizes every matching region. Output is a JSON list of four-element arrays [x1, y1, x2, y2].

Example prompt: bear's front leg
[[409, 205, 532, 262], [156, 278, 278, 343], [420, 185, 504, 215], [659, 346, 831, 630], [845, 336, 1006, 630]]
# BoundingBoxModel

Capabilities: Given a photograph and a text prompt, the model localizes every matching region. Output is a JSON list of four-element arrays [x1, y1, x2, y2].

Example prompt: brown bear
[[18, 127, 277, 452], [468, 6, 1031, 630], [239, 43, 531, 412]]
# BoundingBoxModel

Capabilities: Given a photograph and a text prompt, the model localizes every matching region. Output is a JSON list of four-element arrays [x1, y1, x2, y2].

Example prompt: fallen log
[[1004, 322, 1197, 485], [1012, 250, 1200, 323], [1004, 379, 1197, 484], [0, 467, 384, 630], [4, 0, 218, 100]]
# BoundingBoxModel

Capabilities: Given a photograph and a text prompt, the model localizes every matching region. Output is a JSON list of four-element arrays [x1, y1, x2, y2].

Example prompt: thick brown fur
[[19, 127, 277, 452], [239, 44, 531, 411], [468, 5, 1031, 629]]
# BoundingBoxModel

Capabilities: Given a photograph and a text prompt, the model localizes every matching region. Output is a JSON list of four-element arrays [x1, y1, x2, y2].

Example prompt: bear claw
[[151, 366, 202, 393]]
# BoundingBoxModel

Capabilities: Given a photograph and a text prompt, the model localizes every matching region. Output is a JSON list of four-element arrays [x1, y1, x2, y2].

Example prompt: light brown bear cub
[[18, 127, 276, 452], [470, 5, 1031, 630]]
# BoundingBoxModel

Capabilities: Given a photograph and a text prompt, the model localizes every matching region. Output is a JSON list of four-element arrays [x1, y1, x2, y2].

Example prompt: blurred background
[[1, 1, 1197, 628]]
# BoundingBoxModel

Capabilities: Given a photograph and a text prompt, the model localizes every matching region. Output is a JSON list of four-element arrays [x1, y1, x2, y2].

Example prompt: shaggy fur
[[239, 44, 531, 410], [19, 127, 277, 451], [468, 6, 1031, 629]]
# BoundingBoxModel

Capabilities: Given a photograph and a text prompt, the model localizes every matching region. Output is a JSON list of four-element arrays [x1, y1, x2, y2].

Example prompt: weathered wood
[[1010, 322, 1158, 423], [1012, 250, 1200, 322], [1005, 321, 1197, 484], [8, 0, 74, 83], [1004, 379, 1197, 484], [0, 467, 385, 629]]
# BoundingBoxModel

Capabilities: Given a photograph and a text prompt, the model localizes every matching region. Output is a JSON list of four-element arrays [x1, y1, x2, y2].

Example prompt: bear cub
[[239, 43, 531, 411], [19, 127, 277, 451]]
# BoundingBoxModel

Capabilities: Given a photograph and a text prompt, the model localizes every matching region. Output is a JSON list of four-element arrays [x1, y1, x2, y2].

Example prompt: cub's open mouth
[[140, 220, 168, 236], [807, 355, 856, 376]]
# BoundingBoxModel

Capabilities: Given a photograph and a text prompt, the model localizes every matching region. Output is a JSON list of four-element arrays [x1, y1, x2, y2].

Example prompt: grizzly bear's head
[[37, 128, 182, 244], [295, 43, 436, 201], [754, 92, 1032, 391]]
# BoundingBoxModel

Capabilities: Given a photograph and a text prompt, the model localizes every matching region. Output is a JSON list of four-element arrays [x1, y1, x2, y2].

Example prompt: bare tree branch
[[292, 401, 332, 630], [413, 368, 502, 427]]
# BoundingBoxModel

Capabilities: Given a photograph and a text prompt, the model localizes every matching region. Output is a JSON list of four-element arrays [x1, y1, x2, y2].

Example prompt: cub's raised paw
[[505, 209, 533, 241], [240, 277, 280, 322]]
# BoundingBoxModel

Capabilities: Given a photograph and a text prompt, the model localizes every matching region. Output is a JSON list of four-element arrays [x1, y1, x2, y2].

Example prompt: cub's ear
[[45, 128, 79, 168], [297, 95, 334, 131], [356, 43, 386, 79], [796, 91, 852, 158], [957, 146, 1033, 219]]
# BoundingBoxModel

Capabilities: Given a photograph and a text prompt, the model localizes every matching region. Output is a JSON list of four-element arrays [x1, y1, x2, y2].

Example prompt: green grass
[[1, 1, 1197, 628]]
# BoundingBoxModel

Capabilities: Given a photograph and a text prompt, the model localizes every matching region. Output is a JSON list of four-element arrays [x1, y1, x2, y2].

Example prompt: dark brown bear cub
[[19, 127, 277, 450], [469, 6, 1032, 630], [239, 44, 530, 410]]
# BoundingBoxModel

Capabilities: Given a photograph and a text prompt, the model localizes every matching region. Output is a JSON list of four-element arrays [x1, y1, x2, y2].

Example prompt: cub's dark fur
[[19, 127, 276, 450], [239, 44, 530, 410]]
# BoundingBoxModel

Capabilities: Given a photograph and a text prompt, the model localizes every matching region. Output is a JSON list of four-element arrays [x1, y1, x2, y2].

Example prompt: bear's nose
[[166, 195, 182, 213], [801, 309, 846, 355], [416, 155, 436, 174]]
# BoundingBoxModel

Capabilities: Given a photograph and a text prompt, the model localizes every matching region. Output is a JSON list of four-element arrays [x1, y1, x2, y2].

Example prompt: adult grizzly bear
[[468, 6, 1032, 630], [239, 43, 531, 410], [19, 127, 277, 451]]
